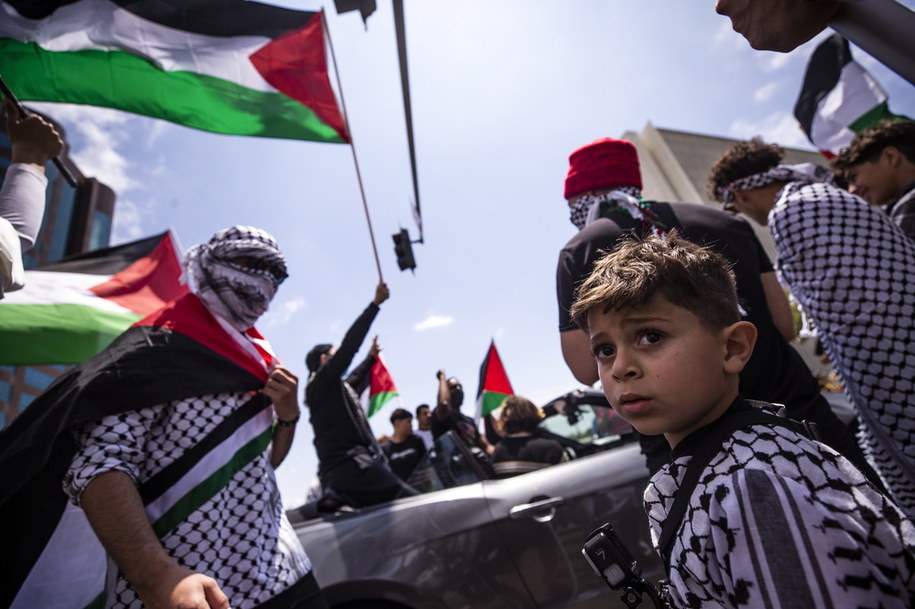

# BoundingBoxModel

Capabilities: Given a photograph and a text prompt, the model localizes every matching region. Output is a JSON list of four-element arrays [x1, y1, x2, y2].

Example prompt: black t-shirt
[[555, 201, 821, 414], [430, 410, 481, 450], [382, 435, 427, 480], [306, 302, 380, 475], [492, 435, 564, 465]]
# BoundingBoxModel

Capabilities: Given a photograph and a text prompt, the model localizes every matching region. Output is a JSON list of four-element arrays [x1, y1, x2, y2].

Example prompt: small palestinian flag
[[0, 0, 348, 143], [477, 340, 514, 417], [0, 231, 187, 365], [794, 34, 907, 158], [368, 355, 398, 418]]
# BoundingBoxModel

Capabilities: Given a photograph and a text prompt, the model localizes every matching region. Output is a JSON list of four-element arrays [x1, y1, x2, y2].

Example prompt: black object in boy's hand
[[582, 523, 670, 609]]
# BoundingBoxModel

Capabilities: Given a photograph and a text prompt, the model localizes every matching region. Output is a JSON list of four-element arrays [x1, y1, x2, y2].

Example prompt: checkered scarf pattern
[[184, 226, 288, 332], [569, 187, 669, 237], [717, 163, 836, 205]]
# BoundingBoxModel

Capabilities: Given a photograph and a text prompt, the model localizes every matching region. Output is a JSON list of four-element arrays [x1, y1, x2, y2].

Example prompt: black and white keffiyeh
[[770, 181, 915, 518], [646, 413, 915, 609], [568, 187, 668, 237], [717, 163, 836, 205], [184, 226, 288, 332]]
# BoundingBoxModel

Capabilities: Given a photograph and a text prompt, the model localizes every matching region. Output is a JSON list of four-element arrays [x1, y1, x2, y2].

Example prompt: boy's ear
[[722, 321, 757, 374]]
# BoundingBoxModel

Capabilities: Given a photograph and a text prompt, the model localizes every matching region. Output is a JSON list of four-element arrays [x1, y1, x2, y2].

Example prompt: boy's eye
[[593, 344, 615, 358], [637, 330, 663, 345]]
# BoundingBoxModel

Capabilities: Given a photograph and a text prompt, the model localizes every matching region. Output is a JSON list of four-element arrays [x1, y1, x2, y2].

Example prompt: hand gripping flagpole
[[321, 10, 384, 282]]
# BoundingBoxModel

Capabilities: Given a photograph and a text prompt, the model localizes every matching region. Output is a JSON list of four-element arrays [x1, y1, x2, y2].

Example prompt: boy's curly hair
[[832, 119, 915, 174], [707, 137, 784, 202], [570, 230, 739, 332]]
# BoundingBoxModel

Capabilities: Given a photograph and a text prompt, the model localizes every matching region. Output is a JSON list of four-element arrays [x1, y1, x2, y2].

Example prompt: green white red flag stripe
[[1, 293, 274, 609], [0, 0, 347, 142], [368, 355, 399, 418], [476, 340, 514, 417], [794, 34, 906, 158], [0, 230, 187, 365]]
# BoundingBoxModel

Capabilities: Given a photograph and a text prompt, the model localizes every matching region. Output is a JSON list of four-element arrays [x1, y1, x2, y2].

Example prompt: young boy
[[570, 231, 914, 608]]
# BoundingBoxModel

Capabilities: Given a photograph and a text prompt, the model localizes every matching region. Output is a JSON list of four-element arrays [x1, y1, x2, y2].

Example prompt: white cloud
[[413, 314, 454, 331], [712, 19, 741, 48], [729, 111, 812, 149], [110, 197, 149, 243], [30, 102, 139, 193], [145, 119, 174, 148], [262, 297, 306, 328], [760, 52, 793, 73], [753, 81, 781, 103]]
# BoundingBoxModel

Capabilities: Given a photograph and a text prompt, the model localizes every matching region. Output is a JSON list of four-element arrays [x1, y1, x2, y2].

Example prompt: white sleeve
[[0, 215, 25, 296], [0, 163, 49, 252], [63, 409, 155, 506]]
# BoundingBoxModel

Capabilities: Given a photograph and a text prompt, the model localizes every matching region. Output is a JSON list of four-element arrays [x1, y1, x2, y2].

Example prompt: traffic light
[[392, 228, 416, 271]]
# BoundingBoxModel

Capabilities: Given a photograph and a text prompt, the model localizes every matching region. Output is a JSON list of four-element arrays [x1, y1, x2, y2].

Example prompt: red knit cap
[[564, 137, 642, 199]]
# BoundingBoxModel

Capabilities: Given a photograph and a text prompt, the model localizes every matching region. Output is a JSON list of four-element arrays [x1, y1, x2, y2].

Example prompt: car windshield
[[540, 401, 632, 447], [396, 394, 634, 499], [400, 431, 485, 496]]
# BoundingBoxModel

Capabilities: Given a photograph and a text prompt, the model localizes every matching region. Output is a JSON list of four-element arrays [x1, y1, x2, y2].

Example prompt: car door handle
[[509, 496, 566, 520]]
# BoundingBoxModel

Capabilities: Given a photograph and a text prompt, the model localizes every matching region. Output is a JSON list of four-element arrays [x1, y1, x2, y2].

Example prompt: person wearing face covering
[[432, 370, 493, 457], [0, 226, 328, 609]]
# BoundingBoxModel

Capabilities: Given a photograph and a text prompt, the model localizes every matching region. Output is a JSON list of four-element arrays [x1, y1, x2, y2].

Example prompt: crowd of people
[[1, 1, 914, 605], [2, 119, 914, 609]]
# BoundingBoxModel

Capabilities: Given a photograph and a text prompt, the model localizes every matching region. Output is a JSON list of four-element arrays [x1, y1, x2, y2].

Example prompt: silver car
[[290, 389, 663, 609]]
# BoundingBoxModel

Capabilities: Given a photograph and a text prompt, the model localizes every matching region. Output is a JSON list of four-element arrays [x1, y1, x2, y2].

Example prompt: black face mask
[[450, 388, 464, 408]]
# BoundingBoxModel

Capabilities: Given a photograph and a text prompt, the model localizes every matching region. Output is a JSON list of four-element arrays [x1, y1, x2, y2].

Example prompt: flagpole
[[321, 10, 384, 282]]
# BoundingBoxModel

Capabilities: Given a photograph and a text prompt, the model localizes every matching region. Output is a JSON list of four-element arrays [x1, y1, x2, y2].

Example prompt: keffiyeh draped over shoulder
[[569, 187, 669, 237], [185, 225, 288, 332]]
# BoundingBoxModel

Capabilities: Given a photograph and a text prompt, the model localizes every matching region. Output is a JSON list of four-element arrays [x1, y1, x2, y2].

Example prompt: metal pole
[[321, 10, 384, 282], [0, 75, 78, 187], [829, 0, 915, 87], [392, 0, 423, 243]]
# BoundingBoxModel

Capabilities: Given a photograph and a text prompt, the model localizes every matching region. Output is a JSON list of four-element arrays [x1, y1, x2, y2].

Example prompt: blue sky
[[32, 1, 915, 507]]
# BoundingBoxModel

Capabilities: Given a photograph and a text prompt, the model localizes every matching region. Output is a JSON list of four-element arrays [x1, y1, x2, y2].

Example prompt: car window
[[400, 431, 485, 497], [540, 403, 632, 447]]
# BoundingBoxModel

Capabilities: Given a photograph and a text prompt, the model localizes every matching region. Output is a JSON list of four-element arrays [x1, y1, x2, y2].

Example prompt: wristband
[[276, 414, 300, 427]]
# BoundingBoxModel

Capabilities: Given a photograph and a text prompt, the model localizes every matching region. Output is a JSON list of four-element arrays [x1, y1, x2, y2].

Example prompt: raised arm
[[434, 369, 452, 421], [263, 364, 299, 468], [318, 283, 389, 382]]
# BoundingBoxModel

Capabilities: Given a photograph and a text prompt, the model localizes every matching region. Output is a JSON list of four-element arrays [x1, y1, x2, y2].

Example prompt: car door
[[483, 418, 662, 608]]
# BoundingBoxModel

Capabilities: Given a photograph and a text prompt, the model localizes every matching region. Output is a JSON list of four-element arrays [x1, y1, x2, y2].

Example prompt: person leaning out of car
[[491, 396, 567, 478]]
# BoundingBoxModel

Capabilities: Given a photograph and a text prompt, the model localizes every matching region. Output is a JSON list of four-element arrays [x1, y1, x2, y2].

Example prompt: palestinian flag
[[0, 230, 187, 365], [0, 0, 348, 143], [367, 355, 398, 418], [794, 34, 907, 158], [0, 292, 274, 609], [476, 340, 514, 417]]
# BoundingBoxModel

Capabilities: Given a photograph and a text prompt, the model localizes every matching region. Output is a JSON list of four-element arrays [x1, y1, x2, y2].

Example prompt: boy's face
[[844, 151, 898, 207], [393, 416, 413, 435], [587, 294, 741, 448]]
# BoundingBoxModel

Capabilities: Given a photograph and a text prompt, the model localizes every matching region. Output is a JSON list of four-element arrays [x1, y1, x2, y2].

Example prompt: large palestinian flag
[[0, 0, 348, 142], [476, 340, 514, 417], [0, 230, 187, 365], [794, 34, 907, 158], [0, 293, 274, 609]]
